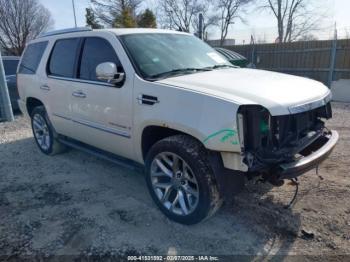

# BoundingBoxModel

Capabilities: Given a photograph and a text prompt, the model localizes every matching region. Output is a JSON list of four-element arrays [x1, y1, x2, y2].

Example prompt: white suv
[[17, 27, 338, 224]]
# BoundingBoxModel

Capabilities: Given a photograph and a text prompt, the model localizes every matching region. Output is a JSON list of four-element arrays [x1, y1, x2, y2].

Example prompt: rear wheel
[[145, 135, 222, 224], [31, 106, 67, 155]]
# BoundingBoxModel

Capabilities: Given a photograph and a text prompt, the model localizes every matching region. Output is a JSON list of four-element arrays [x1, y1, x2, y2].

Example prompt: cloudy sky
[[39, 0, 350, 43]]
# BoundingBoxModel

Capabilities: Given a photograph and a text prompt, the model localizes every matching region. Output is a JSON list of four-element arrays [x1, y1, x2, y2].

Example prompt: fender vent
[[137, 94, 159, 105]]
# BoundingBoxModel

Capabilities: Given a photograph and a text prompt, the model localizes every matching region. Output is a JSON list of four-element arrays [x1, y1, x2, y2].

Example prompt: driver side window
[[79, 37, 122, 82]]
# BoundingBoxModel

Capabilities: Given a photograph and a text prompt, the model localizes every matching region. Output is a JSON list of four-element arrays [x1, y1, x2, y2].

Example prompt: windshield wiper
[[148, 67, 212, 80], [206, 64, 237, 70]]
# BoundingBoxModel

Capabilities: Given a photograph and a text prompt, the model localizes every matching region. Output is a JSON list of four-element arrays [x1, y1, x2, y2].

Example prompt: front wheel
[[145, 135, 223, 225]]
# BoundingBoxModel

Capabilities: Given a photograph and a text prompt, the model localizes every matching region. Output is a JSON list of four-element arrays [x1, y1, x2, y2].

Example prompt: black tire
[[145, 135, 223, 225], [30, 106, 67, 155]]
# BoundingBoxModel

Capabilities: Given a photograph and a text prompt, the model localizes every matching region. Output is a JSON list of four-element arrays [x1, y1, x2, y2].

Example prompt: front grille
[[271, 102, 332, 150]]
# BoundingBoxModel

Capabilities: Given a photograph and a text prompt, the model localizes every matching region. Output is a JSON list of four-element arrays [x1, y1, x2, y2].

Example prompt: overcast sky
[[39, 0, 350, 43]]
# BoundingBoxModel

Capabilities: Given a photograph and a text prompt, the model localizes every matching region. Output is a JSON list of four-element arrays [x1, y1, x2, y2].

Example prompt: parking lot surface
[[0, 103, 349, 259]]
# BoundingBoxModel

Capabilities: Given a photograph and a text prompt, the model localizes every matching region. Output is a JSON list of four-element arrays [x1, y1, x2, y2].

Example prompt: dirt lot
[[0, 103, 349, 260]]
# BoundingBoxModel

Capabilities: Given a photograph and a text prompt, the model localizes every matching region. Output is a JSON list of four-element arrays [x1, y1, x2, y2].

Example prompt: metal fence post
[[0, 50, 14, 122], [250, 35, 256, 67], [327, 26, 338, 88]]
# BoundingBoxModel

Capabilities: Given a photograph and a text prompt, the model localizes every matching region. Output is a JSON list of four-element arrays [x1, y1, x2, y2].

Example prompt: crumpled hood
[[158, 68, 331, 116]]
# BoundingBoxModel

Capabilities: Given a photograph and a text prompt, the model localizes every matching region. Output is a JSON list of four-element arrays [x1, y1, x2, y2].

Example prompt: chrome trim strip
[[48, 75, 115, 87], [288, 92, 332, 114], [53, 113, 70, 121], [53, 113, 131, 138]]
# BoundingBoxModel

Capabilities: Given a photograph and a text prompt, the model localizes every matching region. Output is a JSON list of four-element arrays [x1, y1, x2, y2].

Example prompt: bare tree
[[91, 0, 142, 27], [260, 0, 324, 42], [160, 0, 205, 32], [217, 0, 251, 46], [0, 0, 53, 55]]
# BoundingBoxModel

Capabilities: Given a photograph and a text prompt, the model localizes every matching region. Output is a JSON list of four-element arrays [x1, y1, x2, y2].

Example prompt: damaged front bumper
[[278, 130, 339, 179]]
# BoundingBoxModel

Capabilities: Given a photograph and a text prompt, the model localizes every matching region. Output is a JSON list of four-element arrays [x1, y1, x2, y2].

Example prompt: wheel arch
[[26, 97, 45, 117], [141, 125, 205, 161]]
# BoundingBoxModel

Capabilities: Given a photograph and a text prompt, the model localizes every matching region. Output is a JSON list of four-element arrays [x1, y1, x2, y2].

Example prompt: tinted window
[[48, 38, 80, 78], [19, 41, 48, 74], [79, 37, 120, 82], [3, 60, 19, 75]]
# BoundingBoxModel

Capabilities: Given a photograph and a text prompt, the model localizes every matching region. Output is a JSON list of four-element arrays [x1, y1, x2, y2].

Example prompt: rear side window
[[48, 38, 80, 78], [19, 41, 48, 74], [3, 60, 19, 75], [79, 37, 121, 82]]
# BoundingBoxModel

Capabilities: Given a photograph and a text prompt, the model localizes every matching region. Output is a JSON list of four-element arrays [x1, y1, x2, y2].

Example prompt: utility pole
[[328, 23, 338, 88], [0, 50, 14, 122], [198, 13, 204, 40], [72, 0, 77, 27]]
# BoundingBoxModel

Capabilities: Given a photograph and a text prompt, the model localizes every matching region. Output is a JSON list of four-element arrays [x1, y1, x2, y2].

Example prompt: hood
[[158, 68, 331, 116]]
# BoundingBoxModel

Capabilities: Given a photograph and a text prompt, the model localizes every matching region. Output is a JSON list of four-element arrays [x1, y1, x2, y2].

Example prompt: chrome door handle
[[72, 91, 86, 98], [40, 85, 50, 91]]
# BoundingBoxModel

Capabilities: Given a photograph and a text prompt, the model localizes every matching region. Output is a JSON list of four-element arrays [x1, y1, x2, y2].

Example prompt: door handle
[[40, 85, 50, 91], [72, 91, 86, 98]]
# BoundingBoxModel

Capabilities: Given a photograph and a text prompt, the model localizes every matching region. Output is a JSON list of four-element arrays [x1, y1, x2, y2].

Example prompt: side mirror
[[96, 62, 125, 85]]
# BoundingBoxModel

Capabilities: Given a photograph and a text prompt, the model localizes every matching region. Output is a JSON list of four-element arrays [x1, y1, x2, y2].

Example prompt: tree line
[[0, 0, 326, 56], [87, 0, 326, 45]]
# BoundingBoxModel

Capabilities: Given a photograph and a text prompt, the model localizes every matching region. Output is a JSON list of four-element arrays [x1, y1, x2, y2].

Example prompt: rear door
[[45, 37, 82, 137]]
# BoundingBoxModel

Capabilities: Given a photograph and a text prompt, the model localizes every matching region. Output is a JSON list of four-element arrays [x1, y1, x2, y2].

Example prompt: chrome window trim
[[48, 75, 116, 87]]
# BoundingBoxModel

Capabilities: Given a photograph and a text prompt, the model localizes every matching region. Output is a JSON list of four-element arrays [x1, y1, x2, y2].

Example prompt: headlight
[[324, 91, 332, 104], [237, 105, 271, 151], [289, 92, 332, 114]]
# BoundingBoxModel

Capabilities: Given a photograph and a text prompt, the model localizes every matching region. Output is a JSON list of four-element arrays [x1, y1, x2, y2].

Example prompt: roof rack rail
[[38, 27, 93, 38]]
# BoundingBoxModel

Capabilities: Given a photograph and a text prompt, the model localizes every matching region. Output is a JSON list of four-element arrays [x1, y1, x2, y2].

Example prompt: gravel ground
[[0, 103, 349, 260]]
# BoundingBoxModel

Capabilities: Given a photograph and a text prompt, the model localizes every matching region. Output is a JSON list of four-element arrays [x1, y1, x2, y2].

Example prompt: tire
[[30, 106, 67, 155], [145, 135, 223, 225]]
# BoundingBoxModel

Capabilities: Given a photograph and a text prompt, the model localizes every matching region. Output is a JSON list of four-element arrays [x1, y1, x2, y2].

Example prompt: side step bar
[[58, 137, 144, 173]]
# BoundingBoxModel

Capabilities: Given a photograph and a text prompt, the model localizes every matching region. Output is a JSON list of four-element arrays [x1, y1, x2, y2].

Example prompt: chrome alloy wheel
[[150, 152, 199, 216], [32, 114, 51, 151]]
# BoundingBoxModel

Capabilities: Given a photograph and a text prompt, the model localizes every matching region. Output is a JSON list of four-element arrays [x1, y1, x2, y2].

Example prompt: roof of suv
[[103, 28, 190, 35], [37, 27, 190, 40]]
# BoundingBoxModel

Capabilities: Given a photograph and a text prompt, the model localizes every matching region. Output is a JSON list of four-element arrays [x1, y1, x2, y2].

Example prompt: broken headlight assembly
[[237, 102, 332, 174]]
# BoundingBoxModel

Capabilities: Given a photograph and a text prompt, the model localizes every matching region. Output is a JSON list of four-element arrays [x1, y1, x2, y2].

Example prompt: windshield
[[3, 59, 19, 75], [120, 33, 232, 80]]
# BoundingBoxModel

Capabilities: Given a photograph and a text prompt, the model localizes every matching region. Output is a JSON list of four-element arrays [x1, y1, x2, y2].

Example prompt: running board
[[58, 137, 144, 172]]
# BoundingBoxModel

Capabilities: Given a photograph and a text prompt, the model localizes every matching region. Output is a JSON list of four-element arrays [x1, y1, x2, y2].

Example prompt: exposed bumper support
[[279, 130, 339, 179]]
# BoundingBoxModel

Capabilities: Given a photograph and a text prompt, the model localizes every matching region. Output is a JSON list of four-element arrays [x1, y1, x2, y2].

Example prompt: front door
[[68, 36, 134, 160]]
